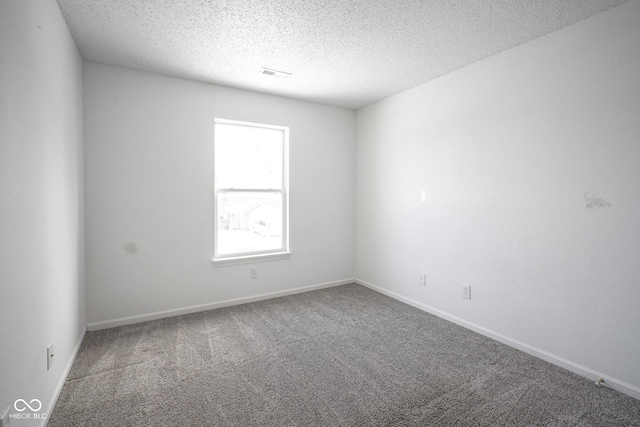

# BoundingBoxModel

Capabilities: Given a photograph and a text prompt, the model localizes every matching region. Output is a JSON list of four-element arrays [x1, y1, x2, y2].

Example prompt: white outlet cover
[[47, 344, 54, 370], [462, 285, 471, 299]]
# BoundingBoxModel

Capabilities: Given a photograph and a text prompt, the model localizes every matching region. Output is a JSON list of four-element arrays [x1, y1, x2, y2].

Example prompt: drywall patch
[[584, 192, 611, 209], [124, 242, 138, 255]]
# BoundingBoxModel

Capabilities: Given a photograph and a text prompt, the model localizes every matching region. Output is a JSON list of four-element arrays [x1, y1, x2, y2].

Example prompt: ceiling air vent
[[260, 67, 292, 78]]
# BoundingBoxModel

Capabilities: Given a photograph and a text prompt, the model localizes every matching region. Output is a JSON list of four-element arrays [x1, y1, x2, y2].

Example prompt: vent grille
[[260, 67, 291, 78]]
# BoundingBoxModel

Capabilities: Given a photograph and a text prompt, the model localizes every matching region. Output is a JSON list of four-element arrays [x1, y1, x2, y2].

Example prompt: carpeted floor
[[49, 283, 640, 426]]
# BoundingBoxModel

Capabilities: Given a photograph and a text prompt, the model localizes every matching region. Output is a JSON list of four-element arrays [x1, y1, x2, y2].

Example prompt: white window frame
[[212, 118, 290, 267]]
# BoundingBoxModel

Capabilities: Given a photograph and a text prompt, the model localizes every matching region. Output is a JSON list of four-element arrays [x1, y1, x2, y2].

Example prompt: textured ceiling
[[56, 0, 629, 109]]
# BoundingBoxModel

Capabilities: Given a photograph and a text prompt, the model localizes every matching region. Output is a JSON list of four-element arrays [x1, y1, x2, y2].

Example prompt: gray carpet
[[49, 284, 640, 426]]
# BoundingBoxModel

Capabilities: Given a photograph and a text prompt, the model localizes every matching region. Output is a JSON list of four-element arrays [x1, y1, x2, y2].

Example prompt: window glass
[[216, 191, 283, 255], [215, 123, 283, 190]]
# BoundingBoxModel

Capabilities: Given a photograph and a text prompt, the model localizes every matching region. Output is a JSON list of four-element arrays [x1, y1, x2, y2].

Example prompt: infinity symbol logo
[[14, 399, 42, 412]]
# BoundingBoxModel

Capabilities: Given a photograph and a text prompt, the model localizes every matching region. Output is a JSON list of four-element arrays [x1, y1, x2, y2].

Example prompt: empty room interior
[[1, 0, 640, 425]]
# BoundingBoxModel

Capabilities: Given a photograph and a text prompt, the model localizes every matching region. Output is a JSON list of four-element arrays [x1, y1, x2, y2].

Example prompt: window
[[213, 119, 289, 265]]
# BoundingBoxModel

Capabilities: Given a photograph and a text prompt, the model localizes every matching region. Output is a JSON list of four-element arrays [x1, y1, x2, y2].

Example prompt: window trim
[[212, 118, 290, 265], [212, 251, 291, 267]]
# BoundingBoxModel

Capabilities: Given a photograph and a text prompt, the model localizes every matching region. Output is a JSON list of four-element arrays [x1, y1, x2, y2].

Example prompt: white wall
[[0, 0, 85, 425], [83, 62, 355, 326], [356, 1, 640, 397]]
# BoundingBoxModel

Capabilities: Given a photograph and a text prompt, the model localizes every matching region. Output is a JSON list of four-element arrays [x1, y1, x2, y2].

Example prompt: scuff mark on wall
[[124, 242, 138, 255], [584, 192, 611, 209]]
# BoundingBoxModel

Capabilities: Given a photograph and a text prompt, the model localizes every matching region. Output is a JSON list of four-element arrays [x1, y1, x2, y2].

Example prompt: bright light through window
[[214, 119, 288, 261]]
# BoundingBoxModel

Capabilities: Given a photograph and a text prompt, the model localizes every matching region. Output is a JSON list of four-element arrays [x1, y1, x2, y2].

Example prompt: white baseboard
[[356, 278, 640, 401], [87, 278, 355, 331], [42, 326, 86, 427]]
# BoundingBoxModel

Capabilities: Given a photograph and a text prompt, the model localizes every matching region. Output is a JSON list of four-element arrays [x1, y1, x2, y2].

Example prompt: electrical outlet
[[1, 406, 10, 427], [249, 267, 258, 279], [419, 273, 426, 286], [462, 285, 471, 299], [47, 344, 54, 370]]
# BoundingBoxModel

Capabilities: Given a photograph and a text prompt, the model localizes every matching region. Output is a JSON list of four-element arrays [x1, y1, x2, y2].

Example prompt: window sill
[[212, 252, 291, 267]]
